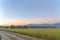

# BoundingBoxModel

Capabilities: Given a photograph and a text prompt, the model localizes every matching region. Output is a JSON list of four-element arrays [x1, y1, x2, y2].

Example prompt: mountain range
[[26, 23, 60, 28]]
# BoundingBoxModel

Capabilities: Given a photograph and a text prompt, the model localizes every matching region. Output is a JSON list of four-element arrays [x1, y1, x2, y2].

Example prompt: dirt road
[[0, 31, 42, 40]]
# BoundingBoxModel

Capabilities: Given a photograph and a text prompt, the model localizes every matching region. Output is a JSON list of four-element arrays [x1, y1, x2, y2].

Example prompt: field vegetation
[[5, 28, 60, 40], [0, 37, 1, 40]]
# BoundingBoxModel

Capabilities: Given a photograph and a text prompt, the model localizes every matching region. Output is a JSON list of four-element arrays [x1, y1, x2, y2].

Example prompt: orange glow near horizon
[[2, 21, 29, 26], [0, 18, 60, 26]]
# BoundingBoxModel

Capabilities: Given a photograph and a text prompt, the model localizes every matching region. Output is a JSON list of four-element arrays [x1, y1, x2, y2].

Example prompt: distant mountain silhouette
[[26, 23, 60, 28], [52, 23, 60, 27]]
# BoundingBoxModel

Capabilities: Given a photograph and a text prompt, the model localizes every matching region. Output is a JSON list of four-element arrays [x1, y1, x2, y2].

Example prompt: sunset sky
[[0, 0, 60, 26]]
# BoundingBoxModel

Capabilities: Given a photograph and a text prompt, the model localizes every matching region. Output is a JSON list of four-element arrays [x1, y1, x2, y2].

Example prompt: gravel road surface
[[0, 31, 42, 40]]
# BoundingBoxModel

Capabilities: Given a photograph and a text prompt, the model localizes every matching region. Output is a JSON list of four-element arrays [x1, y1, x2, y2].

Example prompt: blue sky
[[0, 0, 60, 25]]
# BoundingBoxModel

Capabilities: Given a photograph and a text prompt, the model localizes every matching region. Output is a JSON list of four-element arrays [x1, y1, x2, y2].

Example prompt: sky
[[0, 0, 60, 26]]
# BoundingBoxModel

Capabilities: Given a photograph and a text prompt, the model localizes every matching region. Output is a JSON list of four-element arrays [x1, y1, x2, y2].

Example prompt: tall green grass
[[0, 37, 1, 40], [5, 28, 60, 40]]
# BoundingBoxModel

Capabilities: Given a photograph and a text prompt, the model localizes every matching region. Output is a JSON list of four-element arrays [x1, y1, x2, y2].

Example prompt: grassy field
[[4, 28, 60, 40], [0, 37, 1, 40]]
